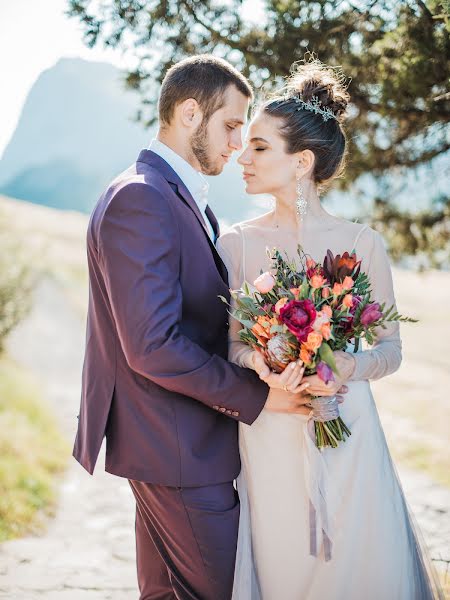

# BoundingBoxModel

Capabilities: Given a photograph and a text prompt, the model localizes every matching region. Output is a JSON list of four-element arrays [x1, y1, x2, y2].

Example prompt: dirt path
[[0, 278, 138, 600], [0, 276, 448, 599]]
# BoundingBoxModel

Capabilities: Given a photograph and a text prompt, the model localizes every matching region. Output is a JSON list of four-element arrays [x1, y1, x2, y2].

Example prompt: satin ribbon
[[302, 411, 338, 562]]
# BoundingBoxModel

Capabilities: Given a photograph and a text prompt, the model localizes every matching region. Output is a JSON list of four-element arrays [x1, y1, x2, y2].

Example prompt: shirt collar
[[149, 139, 209, 209]]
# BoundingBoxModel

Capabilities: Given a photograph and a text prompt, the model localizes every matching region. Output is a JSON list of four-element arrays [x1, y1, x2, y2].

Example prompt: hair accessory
[[282, 95, 339, 122]]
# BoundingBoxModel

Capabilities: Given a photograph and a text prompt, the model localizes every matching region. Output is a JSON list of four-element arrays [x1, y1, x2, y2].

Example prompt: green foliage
[[369, 196, 450, 269], [0, 214, 35, 353], [67, 0, 450, 184], [0, 357, 69, 541]]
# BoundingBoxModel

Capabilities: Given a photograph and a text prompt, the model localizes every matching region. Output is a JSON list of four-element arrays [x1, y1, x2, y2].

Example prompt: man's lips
[[243, 172, 254, 180], [222, 154, 231, 162]]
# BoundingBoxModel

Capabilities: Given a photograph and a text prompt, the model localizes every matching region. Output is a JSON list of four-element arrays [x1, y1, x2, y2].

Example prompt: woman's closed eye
[[255, 147, 266, 152]]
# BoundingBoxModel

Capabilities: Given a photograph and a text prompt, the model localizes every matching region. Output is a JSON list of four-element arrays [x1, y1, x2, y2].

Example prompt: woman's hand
[[301, 350, 355, 397], [251, 351, 306, 394]]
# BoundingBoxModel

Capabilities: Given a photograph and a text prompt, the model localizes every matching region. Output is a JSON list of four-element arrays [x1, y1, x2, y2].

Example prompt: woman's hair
[[159, 54, 253, 126], [262, 59, 350, 186]]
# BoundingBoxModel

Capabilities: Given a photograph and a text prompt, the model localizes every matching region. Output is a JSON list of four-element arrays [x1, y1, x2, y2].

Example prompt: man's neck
[[156, 130, 201, 171]]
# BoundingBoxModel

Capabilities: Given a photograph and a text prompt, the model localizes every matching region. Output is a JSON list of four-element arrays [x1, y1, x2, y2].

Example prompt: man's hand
[[301, 351, 355, 397], [251, 351, 306, 394], [264, 386, 312, 415]]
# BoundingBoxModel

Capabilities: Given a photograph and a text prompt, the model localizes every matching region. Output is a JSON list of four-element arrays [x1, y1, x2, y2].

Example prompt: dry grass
[[0, 355, 69, 541]]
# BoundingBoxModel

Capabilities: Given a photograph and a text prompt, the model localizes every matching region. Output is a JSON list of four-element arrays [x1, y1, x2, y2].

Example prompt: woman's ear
[[296, 149, 315, 179]]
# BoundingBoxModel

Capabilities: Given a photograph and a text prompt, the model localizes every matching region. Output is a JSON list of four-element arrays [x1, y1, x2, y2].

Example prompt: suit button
[[213, 405, 219, 410], [232, 411, 239, 417], [219, 407, 226, 413]]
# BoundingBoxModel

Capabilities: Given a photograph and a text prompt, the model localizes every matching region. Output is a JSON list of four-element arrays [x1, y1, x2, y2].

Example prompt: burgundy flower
[[350, 295, 362, 314], [360, 302, 383, 326], [279, 299, 316, 342], [317, 361, 335, 384], [340, 295, 363, 334]]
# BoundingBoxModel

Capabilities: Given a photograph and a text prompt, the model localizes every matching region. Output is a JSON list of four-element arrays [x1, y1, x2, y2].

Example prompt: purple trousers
[[129, 479, 240, 600]]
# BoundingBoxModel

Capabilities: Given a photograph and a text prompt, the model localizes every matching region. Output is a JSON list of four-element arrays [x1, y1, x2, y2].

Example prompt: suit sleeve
[[98, 182, 268, 425]]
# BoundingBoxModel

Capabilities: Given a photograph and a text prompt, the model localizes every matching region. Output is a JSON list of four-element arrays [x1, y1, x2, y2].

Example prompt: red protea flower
[[323, 250, 361, 285]]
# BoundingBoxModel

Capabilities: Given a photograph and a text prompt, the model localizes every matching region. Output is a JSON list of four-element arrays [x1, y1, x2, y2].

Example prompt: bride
[[217, 61, 443, 599]]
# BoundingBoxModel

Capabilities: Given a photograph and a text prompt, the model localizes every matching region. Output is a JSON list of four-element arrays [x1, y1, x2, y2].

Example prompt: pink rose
[[254, 272, 276, 294], [275, 297, 289, 315]]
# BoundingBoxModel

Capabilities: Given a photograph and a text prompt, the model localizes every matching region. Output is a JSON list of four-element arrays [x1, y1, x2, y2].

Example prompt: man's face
[[190, 85, 250, 176]]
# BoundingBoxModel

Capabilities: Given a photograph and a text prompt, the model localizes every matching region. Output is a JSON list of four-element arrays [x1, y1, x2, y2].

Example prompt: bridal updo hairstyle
[[263, 60, 350, 185]]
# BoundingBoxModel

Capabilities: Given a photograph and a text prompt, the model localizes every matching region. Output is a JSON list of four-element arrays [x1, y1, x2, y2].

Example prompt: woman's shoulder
[[332, 219, 382, 251], [218, 211, 273, 248]]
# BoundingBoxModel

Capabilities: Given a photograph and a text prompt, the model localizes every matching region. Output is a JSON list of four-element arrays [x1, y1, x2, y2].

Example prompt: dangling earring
[[296, 175, 308, 220]]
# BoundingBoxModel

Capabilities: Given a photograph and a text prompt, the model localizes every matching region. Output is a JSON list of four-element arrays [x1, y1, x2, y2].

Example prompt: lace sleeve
[[216, 227, 255, 370], [349, 228, 403, 381]]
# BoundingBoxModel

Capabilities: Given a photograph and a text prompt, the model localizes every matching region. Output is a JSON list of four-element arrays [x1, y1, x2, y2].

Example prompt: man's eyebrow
[[227, 118, 245, 125]]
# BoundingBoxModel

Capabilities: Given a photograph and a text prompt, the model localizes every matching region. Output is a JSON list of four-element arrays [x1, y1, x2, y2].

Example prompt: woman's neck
[[271, 179, 334, 230]]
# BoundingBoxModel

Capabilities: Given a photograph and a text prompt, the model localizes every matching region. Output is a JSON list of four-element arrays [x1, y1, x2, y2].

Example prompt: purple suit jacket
[[73, 150, 268, 486]]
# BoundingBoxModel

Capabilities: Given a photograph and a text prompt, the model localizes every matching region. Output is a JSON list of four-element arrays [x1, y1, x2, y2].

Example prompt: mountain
[[0, 57, 448, 224], [0, 58, 150, 212]]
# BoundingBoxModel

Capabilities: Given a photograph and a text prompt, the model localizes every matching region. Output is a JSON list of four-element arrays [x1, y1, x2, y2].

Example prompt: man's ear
[[178, 98, 203, 129]]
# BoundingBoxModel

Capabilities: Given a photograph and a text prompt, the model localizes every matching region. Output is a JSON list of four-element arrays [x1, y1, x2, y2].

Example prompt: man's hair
[[158, 54, 253, 126]]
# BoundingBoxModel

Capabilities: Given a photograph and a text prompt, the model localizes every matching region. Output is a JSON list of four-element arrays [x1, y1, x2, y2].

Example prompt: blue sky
[[0, 0, 266, 158]]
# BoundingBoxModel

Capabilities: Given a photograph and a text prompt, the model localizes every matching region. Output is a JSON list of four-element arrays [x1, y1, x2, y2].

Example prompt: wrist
[[245, 349, 257, 371], [339, 351, 356, 380]]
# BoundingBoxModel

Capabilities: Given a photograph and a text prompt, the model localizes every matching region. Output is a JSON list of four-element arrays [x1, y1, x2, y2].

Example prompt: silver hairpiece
[[284, 95, 339, 122]]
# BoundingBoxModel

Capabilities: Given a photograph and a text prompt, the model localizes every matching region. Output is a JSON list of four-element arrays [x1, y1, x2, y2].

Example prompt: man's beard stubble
[[190, 122, 222, 176]]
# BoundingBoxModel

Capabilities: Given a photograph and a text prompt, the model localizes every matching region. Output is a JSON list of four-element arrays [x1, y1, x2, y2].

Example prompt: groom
[[74, 55, 308, 599]]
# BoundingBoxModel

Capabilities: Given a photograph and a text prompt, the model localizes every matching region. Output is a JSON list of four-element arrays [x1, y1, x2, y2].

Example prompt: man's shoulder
[[107, 162, 171, 199]]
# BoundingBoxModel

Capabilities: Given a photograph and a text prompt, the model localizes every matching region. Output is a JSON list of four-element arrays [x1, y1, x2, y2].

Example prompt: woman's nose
[[238, 148, 251, 165]]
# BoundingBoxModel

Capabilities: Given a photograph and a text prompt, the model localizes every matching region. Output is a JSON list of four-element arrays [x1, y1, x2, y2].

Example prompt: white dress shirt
[[148, 139, 215, 241]]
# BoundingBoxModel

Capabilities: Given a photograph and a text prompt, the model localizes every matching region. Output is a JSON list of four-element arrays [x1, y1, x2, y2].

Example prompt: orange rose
[[257, 315, 271, 327], [275, 297, 289, 314], [252, 323, 270, 339], [305, 331, 323, 352], [310, 274, 326, 289], [289, 287, 300, 298], [322, 305, 332, 318], [321, 322, 332, 340], [332, 282, 344, 296], [306, 258, 316, 269], [300, 345, 313, 365], [322, 287, 331, 299], [342, 294, 353, 308], [342, 276, 354, 290], [269, 316, 281, 326]]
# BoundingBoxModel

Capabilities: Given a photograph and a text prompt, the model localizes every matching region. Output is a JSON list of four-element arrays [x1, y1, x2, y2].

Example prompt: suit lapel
[[136, 150, 228, 284]]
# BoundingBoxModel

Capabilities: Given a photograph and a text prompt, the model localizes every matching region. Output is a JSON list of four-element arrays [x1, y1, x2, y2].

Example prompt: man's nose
[[229, 129, 243, 151]]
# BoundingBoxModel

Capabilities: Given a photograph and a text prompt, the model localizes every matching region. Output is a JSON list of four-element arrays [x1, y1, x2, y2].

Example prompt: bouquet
[[221, 246, 417, 449]]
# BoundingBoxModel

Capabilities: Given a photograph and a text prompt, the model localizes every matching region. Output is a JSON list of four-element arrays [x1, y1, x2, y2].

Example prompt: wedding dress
[[216, 215, 443, 600]]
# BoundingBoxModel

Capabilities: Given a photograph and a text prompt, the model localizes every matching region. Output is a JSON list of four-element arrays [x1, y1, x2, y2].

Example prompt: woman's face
[[238, 111, 299, 197]]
